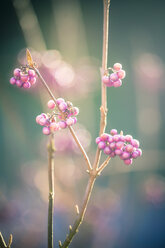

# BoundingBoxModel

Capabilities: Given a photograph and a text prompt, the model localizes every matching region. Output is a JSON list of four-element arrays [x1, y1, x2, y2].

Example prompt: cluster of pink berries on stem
[[10, 67, 37, 89], [102, 63, 126, 88], [96, 129, 142, 165], [36, 98, 79, 135]]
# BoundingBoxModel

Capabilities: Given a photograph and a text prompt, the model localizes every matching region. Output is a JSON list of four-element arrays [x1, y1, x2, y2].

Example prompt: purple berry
[[16, 80, 23, 88], [113, 63, 122, 71], [117, 70, 126, 79], [104, 146, 112, 155], [125, 144, 134, 153], [98, 141, 106, 150], [131, 139, 140, 148], [115, 149, 123, 155], [100, 133, 109, 141], [73, 107, 79, 116], [96, 137, 101, 144], [108, 135, 114, 143], [50, 122, 59, 132], [124, 159, 133, 165], [29, 77, 36, 85], [13, 68, 21, 77], [42, 126, 50, 135], [113, 135, 120, 142], [23, 82, 31, 89], [113, 79, 122, 88], [57, 98, 65, 105], [136, 148, 142, 157], [38, 117, 47, 126], [28, 69, 36, 77], [122, 152, 131, 160], [110, 73, 119, 82], [59, 102, 67, 112], [116, 141, 124, 149], [110, 151, 116, 158], [72, 117, 77, 124], [59, 121, 67, 129], [47, 100, 55, 109], [109, 142, 116, 150], [66, 117, 74, 126], [20, 74, 29, 83], [36, 115, 41, 124], [10, 77, 16, 85], [131, 151, 139, 159], [110, 129, 118, 136], [125, 135, 133, 143], [102, 75, 110, 85]]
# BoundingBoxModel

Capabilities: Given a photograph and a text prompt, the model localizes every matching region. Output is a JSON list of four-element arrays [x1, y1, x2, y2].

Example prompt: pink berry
[[29, 77, 36, 85], [98, 141, 106, 150], [59, 102, 67, 112], [110, 73, 119, 82], [120, 135, 125, 142], [72, 117, 77, 124], [16, 80, 23, 88], [110, 129, 118, 136], [108, 136, 114, 143], [113, 79, 122, 88], [59, 121, 67, 129], [116, 141, 124, 149], [109, 142, 116, 150], [131, 139, 140, 148], [136, 148, 142, 157], [113, 63, 122, 71], [10, 77, 16, 85], [131, 151, 139, 159], [102, 75, 110, 85], [100, 133, 109, 141], [106, 80, 114, 87], [115, 149, 123, 155], [122, 152, 131, 160], [23, 82, 31, 89], [36, 115, 41, 124], [47, 100, 55, 109], [110, 151, 116, 158], [124, 159, 133, 165], [113, 135, 120, 142], [96, 137, 101, 144], [56, 98, 65, 105], [28, 69, 36, 77], [125, 144, 134, 153], [117, 70, 126, 79], [104, 146, 112, 155], [13, 68, 21, 77], [125, 135, 133, 143], [73, 107, 79, 116], [50, 122, 59, 131], [66, 118, 74, 126], [38, 117, 47, 126], [42, 127, 50, 135], [20, 74, 29, 83]]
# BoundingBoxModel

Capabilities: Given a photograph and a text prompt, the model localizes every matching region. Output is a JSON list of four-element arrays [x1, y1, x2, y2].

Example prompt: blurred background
[[0, 0, 165, 247]]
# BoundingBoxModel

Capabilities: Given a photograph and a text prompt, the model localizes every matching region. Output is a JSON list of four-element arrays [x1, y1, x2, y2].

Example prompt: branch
[[60, 175, 96, 248], [0, 233, 13, 248], [93, 0, 111, 171], [32, 65, 92, 172], [97, 156, 111, 175], [47, 134, 55, 248]]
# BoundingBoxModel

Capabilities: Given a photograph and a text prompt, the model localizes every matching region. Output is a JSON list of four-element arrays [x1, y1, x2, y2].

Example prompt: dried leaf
[[26, 48, 34, 68]]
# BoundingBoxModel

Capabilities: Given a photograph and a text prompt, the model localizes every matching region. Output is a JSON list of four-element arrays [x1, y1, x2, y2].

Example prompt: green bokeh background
[[0, 0, 165, 247]]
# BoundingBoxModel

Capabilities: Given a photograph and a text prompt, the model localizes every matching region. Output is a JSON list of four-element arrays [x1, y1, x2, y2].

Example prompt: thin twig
[[60, 175, 96, 248], [33, 66, 92, 172], [0, 233, 13, 248], [93, 0, 111, 171], [97, 156, 111, 175], [47, 134, 55, 248]]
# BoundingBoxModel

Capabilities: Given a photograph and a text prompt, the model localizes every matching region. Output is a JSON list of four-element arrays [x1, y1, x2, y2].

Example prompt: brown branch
[[97, 156, 111, 175], [0, 233, 13, 248]]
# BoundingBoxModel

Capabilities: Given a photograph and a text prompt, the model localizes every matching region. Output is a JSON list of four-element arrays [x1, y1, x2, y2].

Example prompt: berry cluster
[[10, 67, 37, 89], [96, 129, 142, 165], [36, 98, 79, 135], [102, 63, 126, 88]]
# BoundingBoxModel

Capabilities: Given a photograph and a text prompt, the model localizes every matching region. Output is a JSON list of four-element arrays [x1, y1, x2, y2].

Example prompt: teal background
[[0, 0, 165, 247]]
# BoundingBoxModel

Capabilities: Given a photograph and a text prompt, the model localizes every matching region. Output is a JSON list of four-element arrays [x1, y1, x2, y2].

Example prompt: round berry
[[29, 77, 36, 85], [125, 135, 133, 143], [131, 139, 140, 148], [36, 115, 41, 124], [110, 73, 119, 82], [136, 148, 142, 157], [72, 117, 77, 124], [23, 82, 31, 89], [98, 141, 106, 150], [108, 135, 114, 143], [122, 152, 131, 160], [124, 159, 133, 165], [59, 121, 67, 129], [113, 79, 122, 88], [13, 68, 21, 77], [96, 137, 101, 144], [66, 118, 74, 126], [116, 141, 124, 149], [109, 142, 116, 150], [42, 126, 50, 135], [113, 135, 120, 142], [10, 77, 16, 85], [73, 107, 79, 116], [131, 151, 139, 159], [115, 149, 123, 156], [57, 98, 65, 105], [102, 75, 110, 85], [38, 117, 47, 126], [110, 129, 118, 136], [20, 74, 29, 83], [100, 133, 109, 141], [28, 69, 36, 77], [113, 63, 122, 71], [125, 144, 134, 153], [106, 80, 114, 87], [50, 122, 59, 131], [59, 102, 67, 112], [117, 70, 126, 79], [110, 151, 116, 158], [47, 100, 55, 109], [16, 80, 23, 88], [104, 146, 112, 155]]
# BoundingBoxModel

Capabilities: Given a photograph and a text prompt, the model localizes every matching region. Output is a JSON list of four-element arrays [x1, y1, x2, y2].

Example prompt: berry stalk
[[47, 134, 55, 248]]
